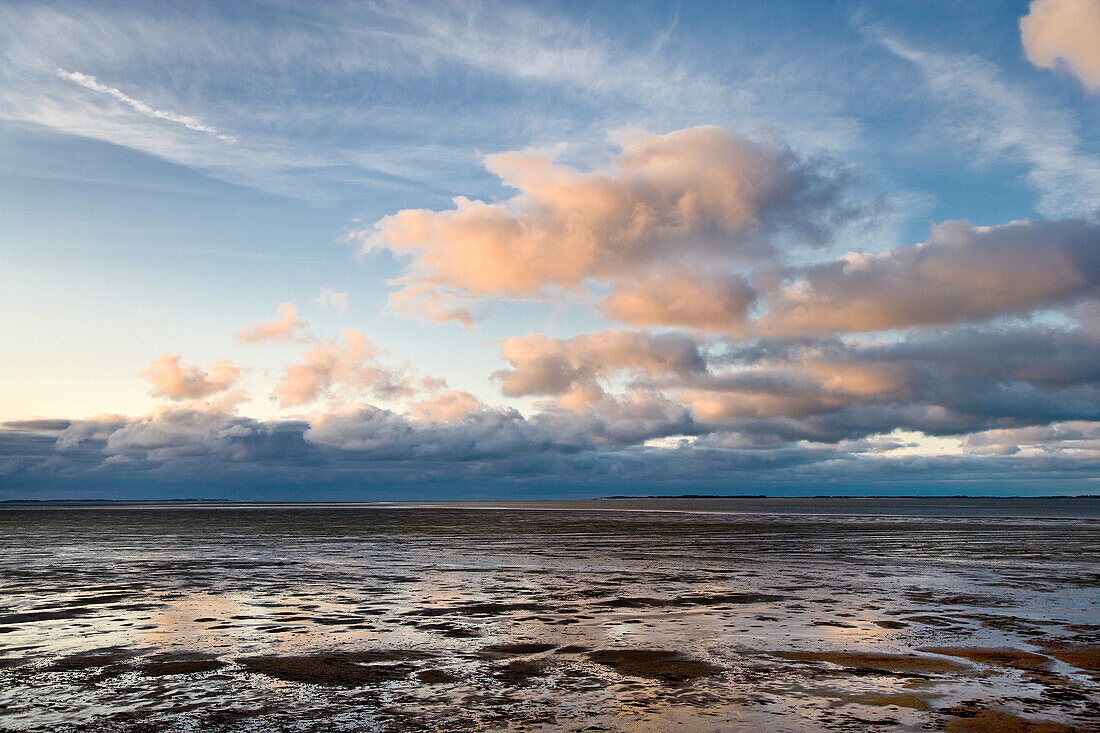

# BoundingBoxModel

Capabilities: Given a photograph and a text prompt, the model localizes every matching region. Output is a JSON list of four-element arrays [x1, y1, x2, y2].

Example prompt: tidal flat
[[0, 499, 1097, 732]]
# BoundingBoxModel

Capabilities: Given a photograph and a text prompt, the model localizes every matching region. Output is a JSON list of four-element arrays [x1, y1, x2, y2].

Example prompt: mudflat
[[0, 498, 1097, 731]]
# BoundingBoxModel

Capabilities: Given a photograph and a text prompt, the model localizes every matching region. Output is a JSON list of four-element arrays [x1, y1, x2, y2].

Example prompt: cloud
[[756, 219, 1100, 336], [679, 360, 906, 422], [314, 287, 348, 312], [677, 325, 1100, 439], [55, 415, 128, 450], [5, 314, 1100, 496], [236, 303, 308, 344], [272, 329, 432, 408], [1020, 0, 1100, 93], [304, 405, 549, 460], [495, 329, 706, 409], [356, 126, 858, 323], [0, 2, 791, 202], [1, 419, 73, 432], [55, 69, 235, 141], [599, 268, 757, 331], [962, 420, 1100, 456], [92, 406, 311, 466], [410, 390, 484, 424], [305, 394, 695, 458], [3, 402, 1096, 497], [140, 353, 241, 400]]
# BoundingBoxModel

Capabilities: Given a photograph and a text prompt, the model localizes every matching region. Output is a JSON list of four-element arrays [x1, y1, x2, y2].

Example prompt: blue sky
[[2, 0, 1099, 498]]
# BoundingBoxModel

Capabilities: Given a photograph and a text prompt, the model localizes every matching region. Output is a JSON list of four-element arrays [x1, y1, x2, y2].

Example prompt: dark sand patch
[[942, 704, 1080, 732], [905, 591, 1011, 608], [554, 645, 590, 654], [0, 608, 94, 624], [849, 693, 931, 710], [954, 613, 1047, 636], [921, 647, 1052, 671], [596, 593, 784, 609], [903, 613, 966, 626], [480, 642, 557, 656], [875, 620, 909, 629], [496, 659, 554, 685], [139, 653, 224, 676], [587, 649, 722, 683], [775, 651, 969, 675], [44, 649, 136, 673], [312, 616, 364, 626], [239, 651, 430, 687], [410, 621, 481, 638], [414, 601, 553, 617], [417, 668, 456, 684]]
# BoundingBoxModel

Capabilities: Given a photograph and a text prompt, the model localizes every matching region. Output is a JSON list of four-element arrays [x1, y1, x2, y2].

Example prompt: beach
[[0, 498, 1097, 732]]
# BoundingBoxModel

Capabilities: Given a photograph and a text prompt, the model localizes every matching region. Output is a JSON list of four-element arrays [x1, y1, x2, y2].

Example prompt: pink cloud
[[1021, 0, 1100, 92], [272, 329, 435, 408], [236, 302, 307, 343], [410, 390, 484, 423], [599, 268, 757, 331], [140, 353, 240, 401], [356, 126, 853, 323]]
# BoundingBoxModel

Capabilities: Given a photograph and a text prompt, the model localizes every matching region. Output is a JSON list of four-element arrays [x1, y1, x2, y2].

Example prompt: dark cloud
[[495, 330, 706, 409], [1, 419, 73, 431], [757, 219, 1100, 335]]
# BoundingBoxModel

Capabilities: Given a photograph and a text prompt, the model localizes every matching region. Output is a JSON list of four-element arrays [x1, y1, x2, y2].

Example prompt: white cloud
[[314, 287, 349, 312]]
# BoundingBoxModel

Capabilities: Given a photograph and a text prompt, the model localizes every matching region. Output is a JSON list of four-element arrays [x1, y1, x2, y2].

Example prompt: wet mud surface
[[0, 500, 1097, 731]]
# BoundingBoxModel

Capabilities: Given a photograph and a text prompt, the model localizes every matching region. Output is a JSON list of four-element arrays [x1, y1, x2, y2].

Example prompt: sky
[[1, 0, 1099, 499]]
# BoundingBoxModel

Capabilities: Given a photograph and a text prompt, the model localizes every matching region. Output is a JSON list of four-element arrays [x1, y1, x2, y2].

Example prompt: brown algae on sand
[[1047, 646, 1100, 675], [139, 653, 224, 677], [848, 692, 933, 710], [477, 642, 557, 657], [239, 650, 431, 687], [587, 649, 722, 682]]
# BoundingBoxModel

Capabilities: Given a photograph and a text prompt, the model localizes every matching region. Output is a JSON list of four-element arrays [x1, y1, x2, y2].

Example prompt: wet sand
[[0, 499, 1097, 731]]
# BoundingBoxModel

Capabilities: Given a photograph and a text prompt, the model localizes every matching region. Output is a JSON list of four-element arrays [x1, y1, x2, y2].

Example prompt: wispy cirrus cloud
[[876, 33, 1100, 219], [55, 69, 235, 142], [0, 1, 868, 203]]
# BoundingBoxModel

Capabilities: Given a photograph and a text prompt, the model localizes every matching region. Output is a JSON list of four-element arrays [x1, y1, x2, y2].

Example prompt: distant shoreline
[[2, 494, 1097, 505]]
